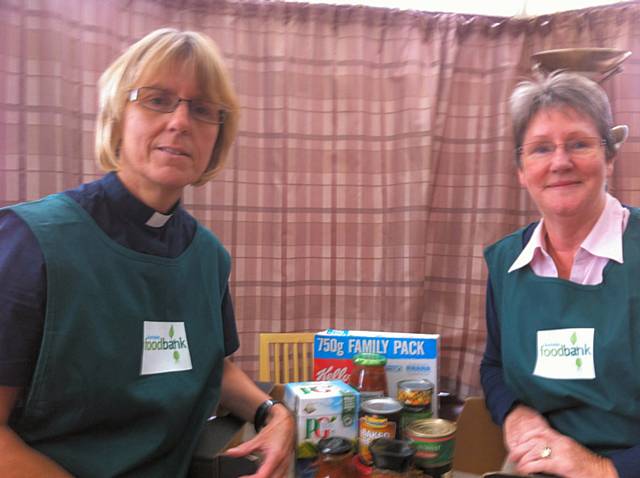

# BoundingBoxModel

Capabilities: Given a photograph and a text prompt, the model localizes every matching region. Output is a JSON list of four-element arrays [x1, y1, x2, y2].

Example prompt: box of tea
[[312, 329, 440, 413], [283, 380, 360, 459]]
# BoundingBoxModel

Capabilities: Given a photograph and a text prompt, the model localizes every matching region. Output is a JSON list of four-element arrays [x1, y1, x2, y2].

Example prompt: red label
[[313, 358, 354, 383]]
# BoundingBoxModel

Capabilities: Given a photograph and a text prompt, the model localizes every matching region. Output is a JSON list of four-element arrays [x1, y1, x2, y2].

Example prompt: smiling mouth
[[547, 181, 580, 188], [157, 146, 190, 157]]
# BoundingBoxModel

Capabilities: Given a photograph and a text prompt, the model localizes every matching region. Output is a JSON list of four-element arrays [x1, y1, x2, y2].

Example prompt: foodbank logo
[[539, 330, 592, 370], [144, 325, 188, 363]]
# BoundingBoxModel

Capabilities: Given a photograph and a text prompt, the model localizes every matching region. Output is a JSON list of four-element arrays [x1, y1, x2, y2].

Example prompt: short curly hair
[[510, 71, 616, 167]]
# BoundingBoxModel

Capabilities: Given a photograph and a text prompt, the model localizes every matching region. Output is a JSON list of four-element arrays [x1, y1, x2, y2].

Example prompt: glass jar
[[369, 438, 416, 478], [349, 352, 388, 401], [314, 437, 354, 478]]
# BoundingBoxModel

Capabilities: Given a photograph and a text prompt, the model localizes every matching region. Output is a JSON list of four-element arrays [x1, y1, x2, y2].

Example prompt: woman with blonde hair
[[0, 28, 293, 477]]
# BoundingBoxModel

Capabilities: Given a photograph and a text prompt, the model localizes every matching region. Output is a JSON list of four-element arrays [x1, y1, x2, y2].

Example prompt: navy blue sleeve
[[479, 276, 519, 426], [611, 448, 640, 478], [221, 285, 239, 356], [0, 210, 46, 386]]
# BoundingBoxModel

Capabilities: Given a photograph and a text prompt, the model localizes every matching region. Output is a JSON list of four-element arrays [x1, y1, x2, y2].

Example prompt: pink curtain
[[2, 0, 640, 397]]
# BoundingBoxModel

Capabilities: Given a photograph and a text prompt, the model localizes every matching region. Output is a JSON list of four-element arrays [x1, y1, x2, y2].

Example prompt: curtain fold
[[2, 0, 640, 396]]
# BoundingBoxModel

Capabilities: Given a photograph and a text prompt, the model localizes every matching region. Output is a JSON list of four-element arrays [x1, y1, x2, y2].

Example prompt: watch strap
[[254, 398, 283, 433]]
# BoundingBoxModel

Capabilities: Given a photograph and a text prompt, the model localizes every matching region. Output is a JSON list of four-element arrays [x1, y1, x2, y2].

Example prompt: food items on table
[[397, 378, 434, 430], [404, 418, 456, 478], [358, 397, 403, 465], [313, 329, 440, 410], [283, 380, 360, 476], [349, 352, 388, 402], [369, 438, 416, 478], [314, 436, 355, 478], [397, 379, 434, 408]]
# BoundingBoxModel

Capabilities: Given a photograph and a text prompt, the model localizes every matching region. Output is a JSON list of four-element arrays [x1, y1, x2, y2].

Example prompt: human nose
[[549, 143, 573, 170], [166, 101, 192, 132]]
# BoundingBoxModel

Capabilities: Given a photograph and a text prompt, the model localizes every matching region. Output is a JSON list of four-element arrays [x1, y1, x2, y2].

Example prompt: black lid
[[317, 437, 353, 455], [369, 438, 415, 472]]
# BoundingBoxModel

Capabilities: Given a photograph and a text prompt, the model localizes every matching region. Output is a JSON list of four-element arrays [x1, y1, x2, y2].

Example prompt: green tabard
[[9, 194, 229, 477], [484, 208, 640, 455]]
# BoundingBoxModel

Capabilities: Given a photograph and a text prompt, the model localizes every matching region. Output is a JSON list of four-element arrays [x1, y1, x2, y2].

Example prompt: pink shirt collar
[[508, 194, 628, 281]]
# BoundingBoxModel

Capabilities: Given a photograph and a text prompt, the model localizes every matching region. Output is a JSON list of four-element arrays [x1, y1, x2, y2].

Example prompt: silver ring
[[540, 446, 552, 459]]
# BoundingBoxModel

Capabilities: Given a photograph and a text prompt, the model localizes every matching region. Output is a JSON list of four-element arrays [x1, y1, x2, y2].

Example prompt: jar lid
[[352, 352, 387, 366], [317, 437, 353, 455], [369, 438, 416, 472], [397, 378, 433, 391], [362, 397, 403, 415]]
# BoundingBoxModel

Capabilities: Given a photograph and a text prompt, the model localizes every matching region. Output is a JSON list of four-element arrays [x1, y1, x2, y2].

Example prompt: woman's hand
[[508, 426, 618, 477], [224, 403, 295, 478], [505, 411, 618, 478], [503, 404, 552, 452]]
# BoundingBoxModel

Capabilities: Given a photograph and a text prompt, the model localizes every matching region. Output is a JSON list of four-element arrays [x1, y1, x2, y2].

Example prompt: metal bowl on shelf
[[531, 47, 631, 82]]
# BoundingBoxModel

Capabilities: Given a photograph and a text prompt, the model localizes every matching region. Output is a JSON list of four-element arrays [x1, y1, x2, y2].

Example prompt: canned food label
[[358, 415, 397, 464], [410, 432, 455, 468]]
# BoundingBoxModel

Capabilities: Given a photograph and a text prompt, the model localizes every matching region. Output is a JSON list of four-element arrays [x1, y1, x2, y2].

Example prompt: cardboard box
[[313, 329, 440, 413], [283, 380, 360, 459]]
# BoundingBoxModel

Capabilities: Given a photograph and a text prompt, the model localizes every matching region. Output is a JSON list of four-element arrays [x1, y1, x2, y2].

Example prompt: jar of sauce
[[314, 437, 355, 478], [349, 352, 388, 402]]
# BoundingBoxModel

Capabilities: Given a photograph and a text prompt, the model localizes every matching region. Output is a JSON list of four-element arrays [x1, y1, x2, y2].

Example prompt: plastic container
[[369, 438, 416, 478]]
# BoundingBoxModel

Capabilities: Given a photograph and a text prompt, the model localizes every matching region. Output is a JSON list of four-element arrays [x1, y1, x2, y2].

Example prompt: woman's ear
[[517, 166, 527, 188], [606, 157, 615, 179]]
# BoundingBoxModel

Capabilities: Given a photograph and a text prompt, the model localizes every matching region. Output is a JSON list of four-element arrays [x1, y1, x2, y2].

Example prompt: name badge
[[140, 321, 193, 375], [533, 328, 595, 380]]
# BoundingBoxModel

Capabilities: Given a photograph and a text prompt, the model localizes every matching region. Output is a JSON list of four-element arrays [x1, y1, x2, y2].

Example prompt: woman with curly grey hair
[[481, 71, 638, 478]]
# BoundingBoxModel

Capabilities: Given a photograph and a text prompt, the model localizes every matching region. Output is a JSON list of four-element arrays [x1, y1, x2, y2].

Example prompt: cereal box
[[283, 380, 360, 459], [313, 329, 440, 413]]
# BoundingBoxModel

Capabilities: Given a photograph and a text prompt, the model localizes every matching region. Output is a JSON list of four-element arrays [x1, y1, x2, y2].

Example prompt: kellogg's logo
[[315, 365, 350, 382]]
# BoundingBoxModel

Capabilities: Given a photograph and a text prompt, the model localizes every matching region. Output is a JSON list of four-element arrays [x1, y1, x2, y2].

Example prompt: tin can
[[400, 406, 433, 432], [404, 418, 455, 472], [397, 379, 434, 434], [397, 379, 434, 409], [358, 397, 402, 465]]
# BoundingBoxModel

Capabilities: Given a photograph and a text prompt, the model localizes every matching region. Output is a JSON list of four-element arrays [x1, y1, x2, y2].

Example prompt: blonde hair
[[95, 28, 239, 186]]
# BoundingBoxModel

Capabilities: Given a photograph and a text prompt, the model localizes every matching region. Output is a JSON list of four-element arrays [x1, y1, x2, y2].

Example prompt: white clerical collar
[[145, 211, 173, 228]]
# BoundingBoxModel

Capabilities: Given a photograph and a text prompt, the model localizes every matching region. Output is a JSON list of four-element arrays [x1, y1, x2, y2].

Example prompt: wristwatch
[[253, 398, 283, 433]]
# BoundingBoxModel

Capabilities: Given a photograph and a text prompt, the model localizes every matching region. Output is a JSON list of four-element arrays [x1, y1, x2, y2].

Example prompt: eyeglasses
[[517, 137, 606, 161], [128, 87, 228, 125]]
